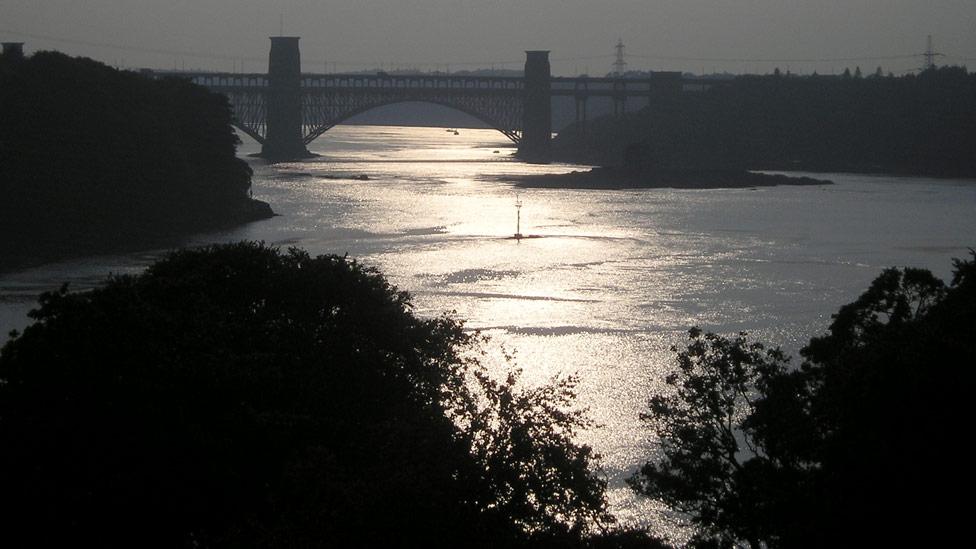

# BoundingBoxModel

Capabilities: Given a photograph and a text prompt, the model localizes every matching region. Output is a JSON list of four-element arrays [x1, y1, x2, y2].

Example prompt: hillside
[[553, 67, 976, 178], [0, 50, 273, 271]]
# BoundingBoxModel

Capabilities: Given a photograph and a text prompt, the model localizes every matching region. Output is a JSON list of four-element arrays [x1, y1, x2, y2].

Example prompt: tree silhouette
[[632, 253, 976, 547], [0, 242, 629, 548], [553, 65, 976, 178], [627, 329, 792, 547], [0, 52, 271, 270]]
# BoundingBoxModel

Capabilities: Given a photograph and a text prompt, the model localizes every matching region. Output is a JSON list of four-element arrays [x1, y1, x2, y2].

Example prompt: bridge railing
[[300, 74, 524, 91], [146, 69, 714, 98]]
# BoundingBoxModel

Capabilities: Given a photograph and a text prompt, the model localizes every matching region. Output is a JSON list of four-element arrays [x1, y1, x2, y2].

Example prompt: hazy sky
[[3, 1, 975, 75]]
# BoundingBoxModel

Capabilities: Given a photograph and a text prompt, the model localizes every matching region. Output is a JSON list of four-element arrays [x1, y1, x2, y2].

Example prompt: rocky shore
[[508, 167, 833, 190]]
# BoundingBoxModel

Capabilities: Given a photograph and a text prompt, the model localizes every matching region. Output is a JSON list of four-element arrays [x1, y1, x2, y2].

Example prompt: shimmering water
[[2, 125, 975, 539]]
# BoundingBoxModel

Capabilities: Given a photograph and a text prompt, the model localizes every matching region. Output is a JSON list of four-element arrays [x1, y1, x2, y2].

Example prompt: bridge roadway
[[165, 72, 685, 99], [148, 38, 690, 162]]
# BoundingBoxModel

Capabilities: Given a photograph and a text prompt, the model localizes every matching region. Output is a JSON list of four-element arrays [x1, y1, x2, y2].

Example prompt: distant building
[[2, 42, 25, 59]]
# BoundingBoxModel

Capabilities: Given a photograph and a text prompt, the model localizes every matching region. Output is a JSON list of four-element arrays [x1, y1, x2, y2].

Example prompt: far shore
[[506, 167, 834, 190], [0, 199, 275, 275]]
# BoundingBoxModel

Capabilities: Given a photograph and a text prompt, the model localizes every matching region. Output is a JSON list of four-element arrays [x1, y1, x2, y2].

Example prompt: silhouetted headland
[[0, 50, 273, 272], [550, 66, 976, 181]]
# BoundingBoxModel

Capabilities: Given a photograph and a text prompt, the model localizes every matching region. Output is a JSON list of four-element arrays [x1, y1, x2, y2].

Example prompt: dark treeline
[[0, 51, 272, 270], [633, 253, 976, 547], [0, 242, 973, 547], [0, 242, 660, 548], [555, 66, 976, 178]]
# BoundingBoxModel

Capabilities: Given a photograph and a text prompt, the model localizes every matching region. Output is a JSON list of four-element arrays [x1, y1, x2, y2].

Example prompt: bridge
[[150, 37, 686, 163]]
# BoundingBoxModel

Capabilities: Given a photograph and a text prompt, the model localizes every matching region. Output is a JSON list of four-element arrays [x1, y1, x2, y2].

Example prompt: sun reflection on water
[[225, 125, 976, 540], [4, 123, 975, 543]]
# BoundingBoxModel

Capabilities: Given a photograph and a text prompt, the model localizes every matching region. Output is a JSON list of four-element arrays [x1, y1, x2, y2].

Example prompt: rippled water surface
[[3, 125, 975, 539]]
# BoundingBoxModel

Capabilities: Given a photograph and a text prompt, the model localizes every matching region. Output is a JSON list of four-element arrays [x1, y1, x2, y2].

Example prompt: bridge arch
[[231, 121, 266, 144], [162, 39, 555, 161], [301, 99, 521, 145]]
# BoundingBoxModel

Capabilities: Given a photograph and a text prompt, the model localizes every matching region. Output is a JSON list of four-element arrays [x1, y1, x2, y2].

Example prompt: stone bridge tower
[[256, 39, 552, 163], [262, 37, 312, 160], [518, 51, 552, 163]]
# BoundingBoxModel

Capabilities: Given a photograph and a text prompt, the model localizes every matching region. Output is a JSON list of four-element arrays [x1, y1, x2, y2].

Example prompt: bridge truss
[[161, 72, 525, 145], [300, 74, 524, 144], [150, 67, 696, 162]]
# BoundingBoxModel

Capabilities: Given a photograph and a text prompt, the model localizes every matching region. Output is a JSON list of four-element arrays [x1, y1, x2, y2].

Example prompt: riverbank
[[0, 50, 276, 275], [507, 167, 833, 190], [0, 199, 274, 275]]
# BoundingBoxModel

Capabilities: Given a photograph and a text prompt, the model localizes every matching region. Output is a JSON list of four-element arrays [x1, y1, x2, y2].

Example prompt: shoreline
[[507, 167, 834, 190], [0, 199, 275, 276]]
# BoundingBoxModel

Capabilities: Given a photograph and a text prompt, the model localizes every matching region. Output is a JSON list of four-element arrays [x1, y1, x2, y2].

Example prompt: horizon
[[2, 1, 975, 76]]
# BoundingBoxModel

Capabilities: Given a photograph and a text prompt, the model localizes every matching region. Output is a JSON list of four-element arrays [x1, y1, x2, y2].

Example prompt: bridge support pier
[[575, 97, 588, 133], [260, 37, 312, 161], [612, 80, 628, 117], [518, 51, 551, 163]]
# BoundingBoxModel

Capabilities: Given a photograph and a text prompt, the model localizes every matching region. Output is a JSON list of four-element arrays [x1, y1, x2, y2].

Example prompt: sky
[[3, 1, 975, 76]]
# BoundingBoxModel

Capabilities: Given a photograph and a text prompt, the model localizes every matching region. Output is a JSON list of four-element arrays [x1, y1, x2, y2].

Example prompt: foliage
[[465, 368, 609, 538], [555, 66, 976, 178], [0, 51, 269, 268], [632, 253, 976, 547], [628, 330, 792, 547], [0, 242, 618, 548]]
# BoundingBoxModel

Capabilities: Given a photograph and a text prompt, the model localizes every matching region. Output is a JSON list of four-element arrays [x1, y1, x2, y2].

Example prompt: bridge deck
[[144, 63, 713, 156], [147, 70, 698, 98]]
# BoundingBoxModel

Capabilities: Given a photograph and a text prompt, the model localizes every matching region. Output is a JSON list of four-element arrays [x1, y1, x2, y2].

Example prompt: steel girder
[[222, 89, 268, 144], [186, 75, 526, 146], [300, 87, 523, 145]]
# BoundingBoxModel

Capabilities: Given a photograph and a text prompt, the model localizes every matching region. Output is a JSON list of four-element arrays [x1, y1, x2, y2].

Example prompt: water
[[2, 125, 975, 539]]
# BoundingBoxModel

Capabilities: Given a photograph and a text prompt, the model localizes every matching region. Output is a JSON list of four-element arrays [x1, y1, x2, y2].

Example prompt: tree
[[783, 258, 975, 547], [631, 253, 976, 547], [0, 242, 620, 548], [553, 64, 976, 178], [627, 329, 793, 547], [0, 52, 271, 270]]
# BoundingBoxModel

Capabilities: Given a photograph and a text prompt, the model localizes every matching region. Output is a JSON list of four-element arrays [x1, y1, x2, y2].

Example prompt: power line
[[922, 35, 945, 71], [0, 27, 266, 63], [3, 27, 973, 71], [551, 54, 614, 62], [0, 28, 527, 71], [623, 52, 923, 63], [612, 39, 627, 76]]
